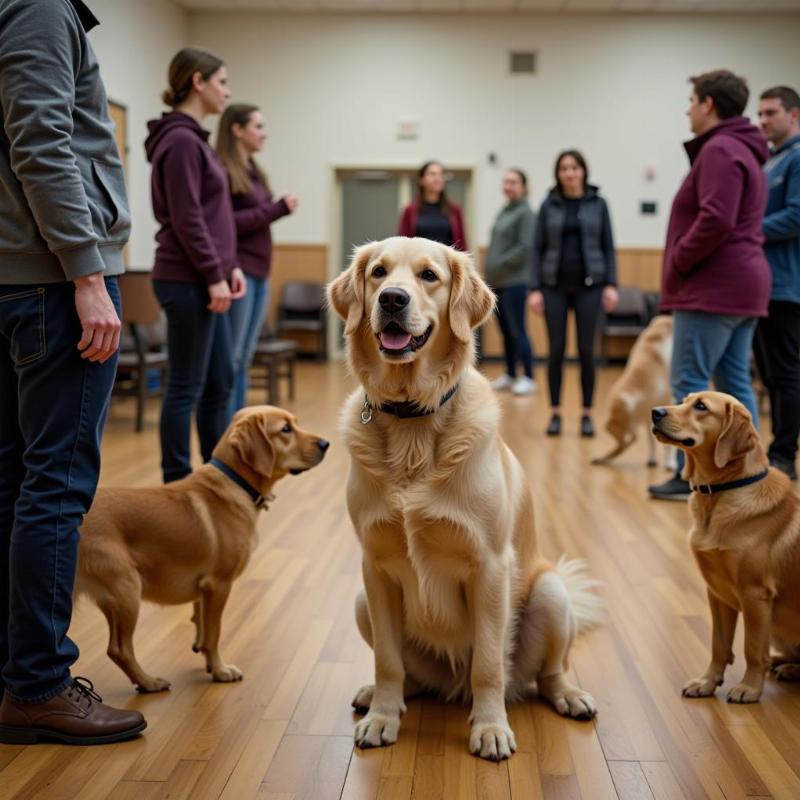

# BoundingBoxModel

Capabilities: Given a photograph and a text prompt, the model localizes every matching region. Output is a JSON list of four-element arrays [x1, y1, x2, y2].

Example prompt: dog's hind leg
[[198, 577, 242, 683], [509, 567, 597, 719], [770, 638, 800, 682], [191, 599, 204, 653], [591, 434, 634, 466], [97, 575, 171, 693]]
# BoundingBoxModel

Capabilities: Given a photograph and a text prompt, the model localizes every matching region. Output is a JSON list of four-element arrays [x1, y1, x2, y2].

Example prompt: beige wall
[[90, 0, 188, 267], [188, 10, 800, 258]]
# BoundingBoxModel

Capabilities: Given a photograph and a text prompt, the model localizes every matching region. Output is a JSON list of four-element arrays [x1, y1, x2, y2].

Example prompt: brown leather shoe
[[0, 677, 146, 745]]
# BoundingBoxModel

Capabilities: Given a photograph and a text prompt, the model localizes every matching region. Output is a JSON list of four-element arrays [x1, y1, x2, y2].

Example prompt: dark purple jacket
[[661, 116, 771, 317], [145, 112, 236, 285], [232, 167, 290, 280]]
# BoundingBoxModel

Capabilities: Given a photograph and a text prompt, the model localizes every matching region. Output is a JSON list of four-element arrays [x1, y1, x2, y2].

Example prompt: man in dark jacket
[[650, 70, 771, 500], [754, 86, 800, 481], [0, 0, 145, 743]]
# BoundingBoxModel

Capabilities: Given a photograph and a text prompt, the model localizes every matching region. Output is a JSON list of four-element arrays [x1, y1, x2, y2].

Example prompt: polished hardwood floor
[[2, 360, 799, 800]]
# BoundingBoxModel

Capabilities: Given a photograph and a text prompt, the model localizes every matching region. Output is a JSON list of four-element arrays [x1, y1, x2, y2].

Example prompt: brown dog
[[76, 406, 328, 692], [328, 237, 601, 762], [652, 391, 800, 703], [593, 315, 675, 468]]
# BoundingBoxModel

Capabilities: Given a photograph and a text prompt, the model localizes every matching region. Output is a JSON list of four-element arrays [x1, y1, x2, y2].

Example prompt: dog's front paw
[[469, 721, 516, 761], [351, 684, 374, 713], [551, 686, 597, 720], [212, 664, 243, 683], [136, 676, 171, 693], [727, 682, 762, 703], [682, 675, 721, 698], [774, 663, 800, 682], [354, 711, 401, 748]]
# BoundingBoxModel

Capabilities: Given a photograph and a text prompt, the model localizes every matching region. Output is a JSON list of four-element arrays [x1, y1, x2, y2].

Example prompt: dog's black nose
[[652, 407, 668, 423], [379, 287, 410, 314], [317, 439, 330, 452]]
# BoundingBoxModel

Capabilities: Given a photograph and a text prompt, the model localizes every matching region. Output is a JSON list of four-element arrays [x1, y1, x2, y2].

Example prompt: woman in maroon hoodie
[[145, 48, 245, 483], [397, 161, 467, 250], [216, 104, 298, 416]]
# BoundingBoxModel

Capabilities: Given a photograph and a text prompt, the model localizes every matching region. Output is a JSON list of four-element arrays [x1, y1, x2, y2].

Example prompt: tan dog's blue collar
[[210, 457, 270, 509], [360, 383, 459, 425], [691, 469, 769, 495]]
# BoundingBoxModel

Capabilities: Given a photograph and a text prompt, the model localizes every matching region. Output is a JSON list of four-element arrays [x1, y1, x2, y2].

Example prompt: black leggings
[[543, 286, 603, 408]]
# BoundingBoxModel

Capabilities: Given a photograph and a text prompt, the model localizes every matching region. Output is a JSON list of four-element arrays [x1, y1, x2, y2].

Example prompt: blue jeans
[[0, 279, 120, 701], [153, 280, 234, 483], [671, 310, 759, 472], [494, 284, 534, 379], [228, 274, 269, 417]]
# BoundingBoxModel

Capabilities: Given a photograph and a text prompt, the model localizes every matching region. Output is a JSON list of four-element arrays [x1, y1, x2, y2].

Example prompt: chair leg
[[136, 368, 146, 432], [267, 361, 278, 405], [288, 357, 295, 401]]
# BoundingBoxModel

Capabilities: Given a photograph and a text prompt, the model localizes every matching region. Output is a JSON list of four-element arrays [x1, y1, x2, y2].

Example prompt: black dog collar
[[209, 457, 269, 509], [360, 383, 459, 424], [691, 469, 769, 495]]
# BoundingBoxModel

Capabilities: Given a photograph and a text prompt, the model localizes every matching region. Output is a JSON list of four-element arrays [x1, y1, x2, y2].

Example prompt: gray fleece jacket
[[0, 0, 130, 284]]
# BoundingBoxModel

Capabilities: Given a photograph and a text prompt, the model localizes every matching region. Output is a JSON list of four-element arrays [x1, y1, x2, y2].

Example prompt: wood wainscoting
[[270, 244, 663, 360]]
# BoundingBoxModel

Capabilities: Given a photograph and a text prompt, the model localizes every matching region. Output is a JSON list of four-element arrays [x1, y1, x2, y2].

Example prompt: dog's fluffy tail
[[555, 555, 604, 634]]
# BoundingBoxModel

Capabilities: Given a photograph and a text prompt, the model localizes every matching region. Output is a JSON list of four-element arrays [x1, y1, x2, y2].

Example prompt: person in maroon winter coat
[[216, 103, 298, 416], [650, 69, 771, 500], [145, 48, 245, 483], [397, 161, 467, 250]]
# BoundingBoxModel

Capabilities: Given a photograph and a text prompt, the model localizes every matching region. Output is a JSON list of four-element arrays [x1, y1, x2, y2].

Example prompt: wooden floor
[[2, 361, 800, 800]]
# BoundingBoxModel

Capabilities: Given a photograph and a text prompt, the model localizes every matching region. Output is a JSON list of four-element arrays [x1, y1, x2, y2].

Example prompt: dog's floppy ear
[[714, 402, 756, 469], [447, 248, 496, 343], [229, 414, 275, 477], [327, 242, 375, 336]]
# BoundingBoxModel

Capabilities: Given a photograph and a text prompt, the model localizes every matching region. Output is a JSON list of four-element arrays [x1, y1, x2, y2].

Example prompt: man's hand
[[283, 193, 299, 213], [74, 273, 121, 363], [230, 268, 247, 300], [207, 279, 232, 313]]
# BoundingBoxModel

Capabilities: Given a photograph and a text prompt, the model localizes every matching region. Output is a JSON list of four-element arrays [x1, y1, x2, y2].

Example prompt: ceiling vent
[[509, 51, 537, 75]]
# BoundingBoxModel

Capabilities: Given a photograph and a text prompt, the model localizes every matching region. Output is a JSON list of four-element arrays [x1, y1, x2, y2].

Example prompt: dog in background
[[593, 314, 675, 469], [328, 236, 602, 762], [76, 406, 328, 692], [652, 391, 800, 703]]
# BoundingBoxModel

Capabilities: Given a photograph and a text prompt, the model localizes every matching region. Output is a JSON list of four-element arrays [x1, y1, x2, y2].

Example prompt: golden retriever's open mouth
[[652, 427, 696, 447], [377, 321, 433, 357]]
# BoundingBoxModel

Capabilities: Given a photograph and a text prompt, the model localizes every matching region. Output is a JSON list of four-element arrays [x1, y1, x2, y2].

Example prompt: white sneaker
[[490, 374, 514, 391], [511, 376, 537, 396]]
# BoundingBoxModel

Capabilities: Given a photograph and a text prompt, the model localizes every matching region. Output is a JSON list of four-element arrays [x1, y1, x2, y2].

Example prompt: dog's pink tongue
[[380, 329, 412, 350]]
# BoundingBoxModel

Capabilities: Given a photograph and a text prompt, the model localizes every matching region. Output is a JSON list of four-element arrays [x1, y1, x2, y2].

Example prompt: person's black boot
[[648, 471, 691, 501], [769, 455, 797, 481], [546, 414, 561, 437], [580, 415, 594, 438]]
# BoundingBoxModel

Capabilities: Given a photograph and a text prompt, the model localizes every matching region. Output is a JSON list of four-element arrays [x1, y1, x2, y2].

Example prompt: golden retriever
[[652, 391, 800, 703], [76, 406, 328, 692], [593, 315, 675, 469], [328, 236, 602, 761]]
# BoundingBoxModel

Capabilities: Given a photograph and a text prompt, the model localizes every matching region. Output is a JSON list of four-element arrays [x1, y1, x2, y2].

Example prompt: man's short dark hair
[[760, 86, 800, 112], [690, 70, 749, 119]]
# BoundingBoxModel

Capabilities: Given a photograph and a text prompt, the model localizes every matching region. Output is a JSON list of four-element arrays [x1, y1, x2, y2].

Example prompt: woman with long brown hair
[[397, 161, 467, 250], [145, 47, 245, 483], [217, 104, 298, 416]]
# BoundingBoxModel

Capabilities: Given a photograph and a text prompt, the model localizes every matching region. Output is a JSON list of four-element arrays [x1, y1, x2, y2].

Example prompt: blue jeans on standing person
[[0, 278, 120, 702], [153, 280, 234, 484], [495, 284, 534, 380], [228, 273, 269, 418], [671, 310, 759, 473]]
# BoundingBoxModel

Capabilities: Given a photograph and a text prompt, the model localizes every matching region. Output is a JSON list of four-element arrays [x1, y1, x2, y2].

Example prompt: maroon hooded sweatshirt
[[661, 116, 771, 318], [145, 112, 236, 285]]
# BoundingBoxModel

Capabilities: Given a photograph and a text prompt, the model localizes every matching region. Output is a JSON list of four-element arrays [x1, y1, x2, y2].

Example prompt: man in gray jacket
[[0, 0, 145, 744]]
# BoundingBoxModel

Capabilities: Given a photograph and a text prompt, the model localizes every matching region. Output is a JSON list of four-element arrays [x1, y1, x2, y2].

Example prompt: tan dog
[[76, 406, 328, 692], [652, 391, 800, 703], [593, 315, 675, 469], [328, 237, 601, 762]]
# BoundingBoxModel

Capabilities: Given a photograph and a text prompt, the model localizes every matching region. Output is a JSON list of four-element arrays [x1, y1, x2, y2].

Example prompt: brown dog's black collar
[[210, 457, 268, 509], [360, 383, 459, 424], [691, 469, 769, 495]]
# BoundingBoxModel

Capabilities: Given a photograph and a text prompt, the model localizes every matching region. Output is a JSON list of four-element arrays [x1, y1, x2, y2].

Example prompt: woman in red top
[[397, 161, 467, 250], [217, 104, 298, 415]]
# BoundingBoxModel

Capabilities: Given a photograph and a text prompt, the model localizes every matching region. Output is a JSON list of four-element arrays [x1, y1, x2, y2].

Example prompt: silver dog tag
[[360, 397, 373, 425]]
